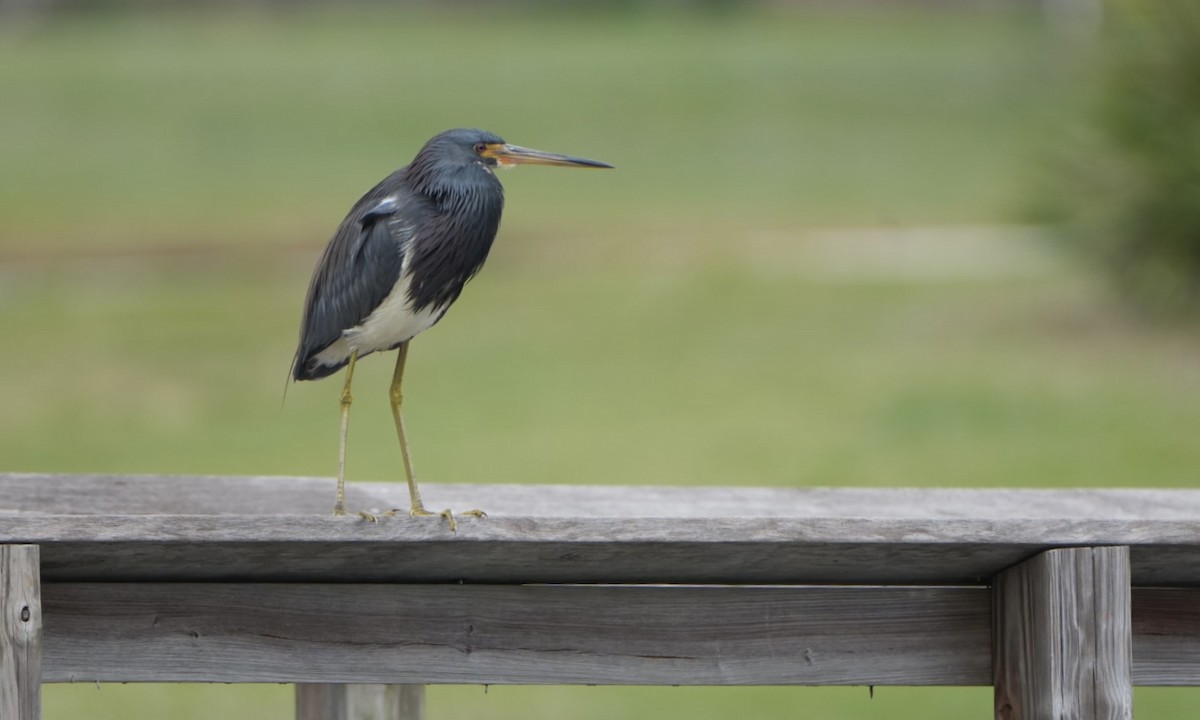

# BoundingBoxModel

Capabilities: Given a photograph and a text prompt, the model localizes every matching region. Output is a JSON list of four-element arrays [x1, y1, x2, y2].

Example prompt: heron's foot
[[386, 506, 487, 533], [332, 504, 380, 522], [411, 506, 457, 532]]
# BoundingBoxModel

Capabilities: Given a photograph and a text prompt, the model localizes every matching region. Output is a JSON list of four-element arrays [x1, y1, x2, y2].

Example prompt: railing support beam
[[296, 683, 424, 720], [1, 545, 42, 720], [993, 546, 1132, 720]]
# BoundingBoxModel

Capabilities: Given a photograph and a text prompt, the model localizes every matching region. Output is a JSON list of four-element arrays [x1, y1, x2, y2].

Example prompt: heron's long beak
[[492, 144, 614, 169]]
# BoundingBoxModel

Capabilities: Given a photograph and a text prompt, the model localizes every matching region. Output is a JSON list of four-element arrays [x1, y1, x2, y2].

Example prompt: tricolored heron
[[292, 128, 612, 526]]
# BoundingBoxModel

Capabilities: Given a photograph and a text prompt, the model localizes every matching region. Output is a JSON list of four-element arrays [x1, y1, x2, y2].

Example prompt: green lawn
[[2, 4, 1079, 254], [2, 4, 1196, 719]]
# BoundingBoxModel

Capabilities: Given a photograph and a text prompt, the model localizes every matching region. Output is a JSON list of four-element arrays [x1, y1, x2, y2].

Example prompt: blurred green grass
[[7, 252, 1199, 489], [2, 4, 1198, 720], [36, 679, 1200, 720], [2, 5, 1077, 255]]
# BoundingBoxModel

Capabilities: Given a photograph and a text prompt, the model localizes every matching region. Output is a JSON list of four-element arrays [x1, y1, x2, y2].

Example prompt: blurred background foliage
[[1, 0, 1197, 718], [1056, 0, 1200, 315]]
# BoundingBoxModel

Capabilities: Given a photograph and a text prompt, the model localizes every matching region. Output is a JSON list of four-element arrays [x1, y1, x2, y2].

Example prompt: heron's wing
[[293, 187, 426, 380]]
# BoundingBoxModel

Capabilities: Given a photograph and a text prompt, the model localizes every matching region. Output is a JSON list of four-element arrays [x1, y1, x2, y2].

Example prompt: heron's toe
[[407, 505, 454, 531]]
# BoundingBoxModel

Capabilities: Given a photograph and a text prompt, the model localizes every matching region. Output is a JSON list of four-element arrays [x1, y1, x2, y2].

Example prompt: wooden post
[[993, 546, 1132, 720], [1, 545, 42, 720], [296, 684, 424, 720]]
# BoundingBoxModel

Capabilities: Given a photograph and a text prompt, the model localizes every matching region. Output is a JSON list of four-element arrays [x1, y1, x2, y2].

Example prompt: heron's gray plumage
[[293, 129, 507, 382]]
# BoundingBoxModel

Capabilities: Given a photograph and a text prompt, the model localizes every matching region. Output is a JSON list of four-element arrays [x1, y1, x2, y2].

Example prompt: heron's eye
[[473, 143, 488, 155]]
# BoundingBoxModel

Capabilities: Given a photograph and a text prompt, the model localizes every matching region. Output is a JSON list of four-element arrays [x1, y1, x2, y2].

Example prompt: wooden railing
[[2, 473, 1199, 719]]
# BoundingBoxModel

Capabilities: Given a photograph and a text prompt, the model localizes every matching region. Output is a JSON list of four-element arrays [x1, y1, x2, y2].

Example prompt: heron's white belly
[[313, 272, 444, 366]]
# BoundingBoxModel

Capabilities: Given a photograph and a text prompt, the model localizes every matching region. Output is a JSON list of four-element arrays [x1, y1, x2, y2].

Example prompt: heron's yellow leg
[[389, 343, 433, 516], [388, 342, 477, 531], [333, 350, 358, 516]]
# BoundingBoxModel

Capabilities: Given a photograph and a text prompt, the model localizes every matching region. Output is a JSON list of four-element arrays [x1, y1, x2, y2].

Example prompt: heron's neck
[[403, 166, 505, 313]]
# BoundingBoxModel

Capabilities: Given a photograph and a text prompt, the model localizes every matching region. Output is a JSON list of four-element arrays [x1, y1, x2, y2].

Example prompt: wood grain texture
[[296, 685, 424, 720], [4, 514, 1198, 585], [1092, 548, 1133, 717], [1132, 589, 1200, 685], [2, 474, 1200, 585], [41, 583, 992, 685], [1, 545, 42, 720], [993, 547, 1133, 720], [33, 582, 1200, 687], [6, 473, 1200, 520]]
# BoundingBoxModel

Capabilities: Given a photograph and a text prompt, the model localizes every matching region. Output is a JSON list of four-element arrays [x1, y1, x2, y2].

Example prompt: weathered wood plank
[[4, 474, 1199, 585], [2, 513, 1198, 585], [41, 584, 993, 685], [295, 684, 424, 720], [1, 545, 42, 720], [993, 547, 1133, 720], [1132, 588, 1200, 685], [6, 472, 1200, 520], [34, 583, 1200, 686]]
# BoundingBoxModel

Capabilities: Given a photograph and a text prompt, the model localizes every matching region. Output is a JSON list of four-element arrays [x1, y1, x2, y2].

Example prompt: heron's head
[[419, 128, 613, 175]]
